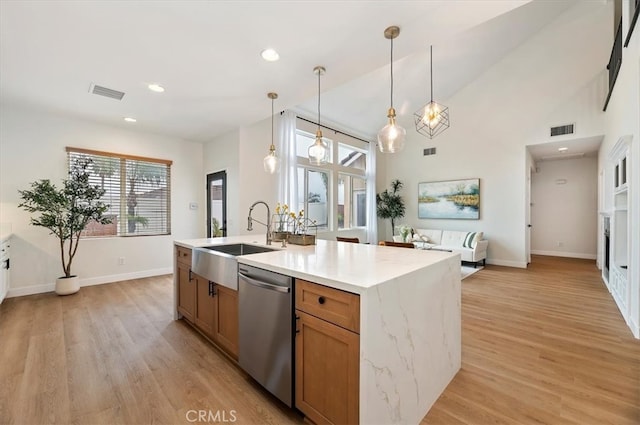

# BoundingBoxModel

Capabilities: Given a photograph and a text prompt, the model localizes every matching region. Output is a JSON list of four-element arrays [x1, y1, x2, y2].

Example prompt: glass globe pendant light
[[308, 66, 329, 165], [263, 92, 279, 174], [378, 26, 406, 154]]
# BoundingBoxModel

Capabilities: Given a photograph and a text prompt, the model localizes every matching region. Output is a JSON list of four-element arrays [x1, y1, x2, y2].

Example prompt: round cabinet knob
[[318, 296, 325, 305]]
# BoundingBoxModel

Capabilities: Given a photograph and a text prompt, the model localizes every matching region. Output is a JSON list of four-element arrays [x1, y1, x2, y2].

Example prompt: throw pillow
[[473, 232, 484, 248], [463, 232, 476, 248]]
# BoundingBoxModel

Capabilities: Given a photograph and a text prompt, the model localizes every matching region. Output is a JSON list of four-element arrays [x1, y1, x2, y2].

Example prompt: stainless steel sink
[[192, 244, 277, 290], [202, 243, 276, 256]]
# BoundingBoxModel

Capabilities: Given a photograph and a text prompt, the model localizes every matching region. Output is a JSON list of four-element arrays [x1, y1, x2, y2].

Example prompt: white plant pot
[[56, 275, 80, 295]]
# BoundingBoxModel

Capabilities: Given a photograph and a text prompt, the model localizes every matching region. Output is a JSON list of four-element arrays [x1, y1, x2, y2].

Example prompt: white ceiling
[[528, 136, 603, 162], [1, 0, 581, 143]]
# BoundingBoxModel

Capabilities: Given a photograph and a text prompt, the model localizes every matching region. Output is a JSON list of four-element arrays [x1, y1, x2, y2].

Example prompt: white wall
[[598, 0, 640, 337], [203, 128, 241, 236], [0, 103, 204, 296], [531, 157, 598, 259], [238, 117, 279, 238], [380, 2, 610, 267], [204, 117, 280, 240]]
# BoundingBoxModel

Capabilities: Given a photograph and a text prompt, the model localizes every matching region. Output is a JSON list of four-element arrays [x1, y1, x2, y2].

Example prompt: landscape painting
[[418, 178, 480, 219]]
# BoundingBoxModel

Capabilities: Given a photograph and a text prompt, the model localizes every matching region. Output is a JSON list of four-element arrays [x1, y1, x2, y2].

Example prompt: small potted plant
[[18, 157, 111, 295], [272, 202, 292, 241], [288, 209, 317, 246]]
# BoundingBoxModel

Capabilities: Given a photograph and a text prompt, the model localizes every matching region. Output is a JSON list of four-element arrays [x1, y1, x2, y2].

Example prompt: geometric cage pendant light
[[414, 45, 450, 139], [263, 92, 279, 174], [378, 26, 406, 153]]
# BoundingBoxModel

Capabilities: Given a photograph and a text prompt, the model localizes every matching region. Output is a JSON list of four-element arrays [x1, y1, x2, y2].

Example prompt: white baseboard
[[6, 267, 172, 298], [486, 259, 527, 268], [7, 282, 56, 298], [531, 250, 596, 260], [630, 316, 640, 340]]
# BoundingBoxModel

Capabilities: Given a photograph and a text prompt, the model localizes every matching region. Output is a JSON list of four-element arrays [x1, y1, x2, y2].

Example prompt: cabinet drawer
[[176, 246, 192, 266], [295, 279, 359, 333]]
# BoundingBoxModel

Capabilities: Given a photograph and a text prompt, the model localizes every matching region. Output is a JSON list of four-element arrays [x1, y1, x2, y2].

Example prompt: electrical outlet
[[118, 257, 125, 265]]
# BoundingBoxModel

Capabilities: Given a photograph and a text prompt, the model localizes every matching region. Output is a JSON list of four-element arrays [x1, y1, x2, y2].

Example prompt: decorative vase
[[56, 275, 80, 295]]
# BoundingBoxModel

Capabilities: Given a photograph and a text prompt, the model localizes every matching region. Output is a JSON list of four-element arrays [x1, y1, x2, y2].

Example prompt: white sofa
[[410, 228, 488, 267]]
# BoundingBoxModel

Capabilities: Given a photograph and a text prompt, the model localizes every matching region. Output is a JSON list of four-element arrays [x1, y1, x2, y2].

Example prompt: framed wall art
[[418, 178, 480, 219]]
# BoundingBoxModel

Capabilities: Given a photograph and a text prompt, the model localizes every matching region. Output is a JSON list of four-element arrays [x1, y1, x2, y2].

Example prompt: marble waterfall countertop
[[174, 235, 461, 424]]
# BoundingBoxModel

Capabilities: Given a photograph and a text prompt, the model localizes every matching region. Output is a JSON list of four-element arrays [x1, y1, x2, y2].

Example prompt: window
[[338, 174, 366, 229], [295, 118, 369, 232], [66, 147, 172, 237]]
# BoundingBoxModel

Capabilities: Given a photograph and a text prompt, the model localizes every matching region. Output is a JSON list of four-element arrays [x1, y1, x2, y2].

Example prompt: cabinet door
[[295, 310, 359, 425], [214, 285, 239, 358], [177, 262, 196, 322], [195, 274, 216, 338]]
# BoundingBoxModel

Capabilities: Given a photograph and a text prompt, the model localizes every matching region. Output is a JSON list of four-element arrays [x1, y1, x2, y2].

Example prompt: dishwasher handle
[[238, 272, 291, 293]]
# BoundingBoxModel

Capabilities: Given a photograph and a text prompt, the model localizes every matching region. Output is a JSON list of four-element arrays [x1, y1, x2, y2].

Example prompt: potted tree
[[18, 157, 111, 295], [376, 179, 406, 237]]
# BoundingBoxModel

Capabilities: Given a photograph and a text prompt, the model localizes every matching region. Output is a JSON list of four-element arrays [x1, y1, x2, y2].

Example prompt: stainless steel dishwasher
[[238, 264, 293, 407]]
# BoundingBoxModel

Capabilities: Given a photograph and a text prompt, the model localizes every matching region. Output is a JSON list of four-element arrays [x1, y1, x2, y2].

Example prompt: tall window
[[295, 118, 369, 232], [66, 147, 172, 237]]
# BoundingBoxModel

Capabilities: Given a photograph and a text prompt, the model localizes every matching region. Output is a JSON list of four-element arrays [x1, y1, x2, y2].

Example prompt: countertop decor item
[[18, 157, 111, 295], [288, 215, 317, 245]]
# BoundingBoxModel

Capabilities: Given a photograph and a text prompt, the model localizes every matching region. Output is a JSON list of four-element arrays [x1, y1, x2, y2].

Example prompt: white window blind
[[66, 147, 172, 237]]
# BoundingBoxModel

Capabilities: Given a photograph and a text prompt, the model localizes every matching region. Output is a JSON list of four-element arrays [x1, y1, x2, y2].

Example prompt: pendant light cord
[[317, 69, 321, 129], [390, 36, 394, 109], [430, 45, 433, 103], [271, 96, 274, 149]]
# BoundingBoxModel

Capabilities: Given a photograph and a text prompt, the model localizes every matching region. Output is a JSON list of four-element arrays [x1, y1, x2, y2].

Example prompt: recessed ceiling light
[[148, 84, 165, 93], [124, 117, 137, 123], [261, 48, 280, 62], [558, 147, 569, 152]]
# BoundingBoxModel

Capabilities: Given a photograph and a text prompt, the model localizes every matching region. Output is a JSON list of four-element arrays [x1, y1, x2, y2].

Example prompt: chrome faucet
[[247, 201, 272, 245]]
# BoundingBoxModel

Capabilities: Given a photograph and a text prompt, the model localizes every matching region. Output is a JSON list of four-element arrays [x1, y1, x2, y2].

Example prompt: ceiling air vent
[[550, 123, 574, 137], [89, 83, 125, 100], [423, 147, 437, 156]]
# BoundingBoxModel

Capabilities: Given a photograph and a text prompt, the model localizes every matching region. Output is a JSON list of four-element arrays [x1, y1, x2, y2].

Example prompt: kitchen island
[[174, 236, 461, 424]]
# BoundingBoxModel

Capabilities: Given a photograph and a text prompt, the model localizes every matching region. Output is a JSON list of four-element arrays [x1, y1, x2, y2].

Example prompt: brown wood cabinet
[[213, 285, 239, 357], [295, 280, 360, 425], [175, 245, 239, 359], [195, 274, 216, 337], [177, 261, 196, 323]]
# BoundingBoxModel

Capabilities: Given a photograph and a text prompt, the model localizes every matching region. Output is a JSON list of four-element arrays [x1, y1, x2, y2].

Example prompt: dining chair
[[336, 236, 360, 243], [378, 241, 414, 248]]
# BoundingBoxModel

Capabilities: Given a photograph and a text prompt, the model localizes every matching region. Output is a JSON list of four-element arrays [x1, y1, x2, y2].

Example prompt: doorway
[[207, 171, 227, 238]]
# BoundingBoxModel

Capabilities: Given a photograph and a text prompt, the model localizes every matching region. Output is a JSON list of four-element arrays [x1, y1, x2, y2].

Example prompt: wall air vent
[[423, 147, 437, 156], [89, 83, 125, 100], [550, 123, 575, 137]]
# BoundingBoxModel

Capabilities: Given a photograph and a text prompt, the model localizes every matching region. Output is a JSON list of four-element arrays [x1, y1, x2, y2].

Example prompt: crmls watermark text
[[185, 410, 237, 423]]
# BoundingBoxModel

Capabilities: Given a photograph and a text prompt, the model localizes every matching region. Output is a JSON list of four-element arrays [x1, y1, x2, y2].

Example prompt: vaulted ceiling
[[1, 1, 584, 143]]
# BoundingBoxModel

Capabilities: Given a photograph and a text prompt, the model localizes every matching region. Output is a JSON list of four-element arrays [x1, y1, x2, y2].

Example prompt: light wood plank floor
[[0, 255, 638, 424], [424, 256, 639, 425]]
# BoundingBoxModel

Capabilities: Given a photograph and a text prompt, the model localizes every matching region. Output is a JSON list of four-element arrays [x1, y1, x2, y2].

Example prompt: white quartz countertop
[[175, 236, 458, 294]]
